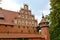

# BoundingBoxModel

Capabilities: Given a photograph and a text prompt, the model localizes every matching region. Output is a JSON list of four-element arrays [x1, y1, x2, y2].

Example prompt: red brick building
[[0, 4, 50, 40]]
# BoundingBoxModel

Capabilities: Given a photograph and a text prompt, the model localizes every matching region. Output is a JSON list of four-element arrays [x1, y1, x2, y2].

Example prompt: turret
[[39, 14, 50, 40]]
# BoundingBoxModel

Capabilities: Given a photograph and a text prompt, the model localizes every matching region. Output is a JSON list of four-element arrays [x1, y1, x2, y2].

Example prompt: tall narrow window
[[29, 22, 31, 26], [32, 21, 34, 26], [18, 20, 20, 26], [28, 10, 31, 15], [22, 20, 24, 26], [26, 15, 29, 19], [22, 15, 24, 18], [17, 13, 21, 25], [26, 20, 28, 26], [26, 16, 27, 19]]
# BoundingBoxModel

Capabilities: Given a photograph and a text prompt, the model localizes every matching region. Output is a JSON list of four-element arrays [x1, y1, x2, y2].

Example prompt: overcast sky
[[0, 0, 50, 23]]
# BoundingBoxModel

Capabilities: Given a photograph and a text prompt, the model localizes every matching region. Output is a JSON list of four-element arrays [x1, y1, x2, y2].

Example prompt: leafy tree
[[45, 0, 60, 40]]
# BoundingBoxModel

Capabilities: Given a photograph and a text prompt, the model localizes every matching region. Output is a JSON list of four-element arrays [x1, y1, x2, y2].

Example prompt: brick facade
[[0, 4, 50, 40]]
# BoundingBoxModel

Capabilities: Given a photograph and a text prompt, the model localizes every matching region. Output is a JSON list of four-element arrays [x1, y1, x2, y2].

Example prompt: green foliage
[[45, 0, 60, 40]]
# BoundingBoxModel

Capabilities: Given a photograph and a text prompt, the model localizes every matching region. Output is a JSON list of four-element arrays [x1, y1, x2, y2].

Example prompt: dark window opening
[[23, 26, 25, 28], [21, 30, 23, 33], [5, 25, 7, 27], [28, 30, 30, 33], [18, 26, 20, 28], [27, 26, 28, 28], [34, 30, 36, 33], [0, 17, 4, 20], [11, 25, 14, 27], [33, 27, 34, 29]]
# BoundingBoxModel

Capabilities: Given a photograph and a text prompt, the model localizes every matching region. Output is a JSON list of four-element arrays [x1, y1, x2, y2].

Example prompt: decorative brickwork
[[0, 4, 50, 40]]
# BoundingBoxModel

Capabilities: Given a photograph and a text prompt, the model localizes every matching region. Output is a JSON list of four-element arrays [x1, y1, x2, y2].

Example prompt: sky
[[0, 0, 50, 23]]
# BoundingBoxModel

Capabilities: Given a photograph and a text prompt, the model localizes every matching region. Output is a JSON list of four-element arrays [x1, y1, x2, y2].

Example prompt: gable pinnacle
[[42, 13, 44, 18]]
